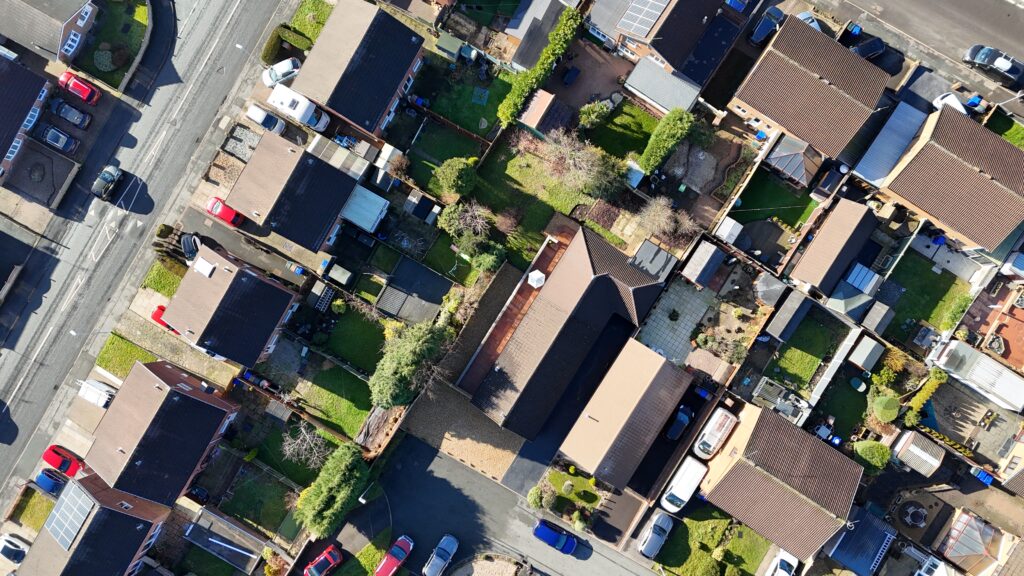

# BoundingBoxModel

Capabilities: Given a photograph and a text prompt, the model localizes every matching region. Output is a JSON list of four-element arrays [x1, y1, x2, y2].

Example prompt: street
[[0, 0, 296, 510]]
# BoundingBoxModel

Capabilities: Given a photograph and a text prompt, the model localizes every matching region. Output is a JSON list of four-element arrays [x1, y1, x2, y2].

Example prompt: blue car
[[532, 520, 577, 555], [35, 468, 68, 496]]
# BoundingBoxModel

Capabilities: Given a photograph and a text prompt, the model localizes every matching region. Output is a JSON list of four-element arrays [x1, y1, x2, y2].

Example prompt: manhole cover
[[29, 163, 46, 183]]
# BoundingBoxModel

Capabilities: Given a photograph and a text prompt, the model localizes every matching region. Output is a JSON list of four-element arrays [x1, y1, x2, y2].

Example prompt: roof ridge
[[767, 46, 873, 113], [928, 135, 1024, 199], [741, 458, 847, 523]]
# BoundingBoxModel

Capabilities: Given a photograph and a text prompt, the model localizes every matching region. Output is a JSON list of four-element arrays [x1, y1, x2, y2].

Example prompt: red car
[[151, 305, 180, 334], [304, 545, 343, 576], [374, 536, 413, 576], [42, 445, 83, 477], [58, 71, 100, 105], [206, 196, 244, 227]]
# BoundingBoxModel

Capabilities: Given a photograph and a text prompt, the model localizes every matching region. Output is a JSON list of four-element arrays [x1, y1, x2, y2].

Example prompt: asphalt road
[[0, 0, 296, 508]]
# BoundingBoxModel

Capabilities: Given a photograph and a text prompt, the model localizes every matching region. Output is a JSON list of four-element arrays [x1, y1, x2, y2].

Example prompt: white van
[[78, 379, 117, 409], [660, 456, 708, 513], [267, 84, 330, 132], [693, 407, 739, 460]]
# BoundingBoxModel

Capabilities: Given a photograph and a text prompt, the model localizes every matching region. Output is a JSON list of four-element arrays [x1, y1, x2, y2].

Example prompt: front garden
[[9, 487, 54, 532], [765, 307, 847, 396], [76, 0, 149, 88], [656, 503, 771, 576], [987, 108, 1024, 151], [729, 168, 818, 229], [141, 258, 184, 298], [883, 251, 972, 344], [96, 333, 157, 378]]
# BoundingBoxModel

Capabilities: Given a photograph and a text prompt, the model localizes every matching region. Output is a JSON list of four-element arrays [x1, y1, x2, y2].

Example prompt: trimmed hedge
[[261, 24, 312, 65], [638, 108, 693, 173], [294, 443, 369, 538], [497, 8, 582, 126]]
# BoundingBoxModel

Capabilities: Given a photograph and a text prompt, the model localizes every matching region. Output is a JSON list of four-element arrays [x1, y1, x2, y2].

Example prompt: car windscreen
[[261, 116, 277, 130], [665, 492, 685, 507], [779, 560, 795, 574], [389, 544, 408, 561]]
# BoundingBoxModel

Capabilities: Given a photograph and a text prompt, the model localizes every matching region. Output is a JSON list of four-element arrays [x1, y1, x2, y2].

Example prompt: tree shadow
[[0, 400, 19, 445]]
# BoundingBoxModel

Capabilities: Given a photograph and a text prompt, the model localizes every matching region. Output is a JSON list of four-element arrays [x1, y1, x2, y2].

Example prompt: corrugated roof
[[894, 430, 945, 477], [853, 101, 928, 187], [791, 198, 876, 294]]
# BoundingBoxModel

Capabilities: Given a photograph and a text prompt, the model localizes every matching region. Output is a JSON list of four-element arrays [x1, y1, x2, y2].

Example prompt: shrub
[[930, 367, 949, 383], [724, 565, 741, 576], [472, 242, 506, 273], [638, 109, 693, 173], [562, 480, 574, 495], [687, 552, 723, 576], [588, 477, 596, 487], [434, 158, 479, 201], [908, 373, 946, 413], [527, 486, 543, 509], [540, 483, 557, 509], [261, 26, 283, 65], [295, 444, 370, 538], [882, 349, 907, 373], [381, 318, 405, 341], [368, 322, 451, 407], [578, 101, 611, 129], [904, 409, 921, 428], [584, 152, 626, 200], [853, 440, 891, 475], [872, 395, 900, 423], [871, 366, 898, 389], [278, 25, 312, 51], [244, 448, 258, 462], [639, 196, 676, 236], [568, 465, 576, 475], [331, 299, 348, 315], [311, 332, 329, 346], [572, 510, 586, 532]]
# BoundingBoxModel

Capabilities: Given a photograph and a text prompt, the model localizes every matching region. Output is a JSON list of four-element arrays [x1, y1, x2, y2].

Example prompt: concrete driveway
[[378, 437, 654, 576]]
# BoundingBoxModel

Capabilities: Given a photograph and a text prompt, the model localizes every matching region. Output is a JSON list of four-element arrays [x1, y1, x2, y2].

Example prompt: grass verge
[[141, 259, 183, 298], [96, 334, 157, 379], [338, 528, 393, 576]]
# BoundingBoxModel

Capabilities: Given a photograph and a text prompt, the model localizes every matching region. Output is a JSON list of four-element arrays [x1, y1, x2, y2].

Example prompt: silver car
[[261, 57, 301, 87], [422, 534, 459, 576], [637, 511, 674, 559]]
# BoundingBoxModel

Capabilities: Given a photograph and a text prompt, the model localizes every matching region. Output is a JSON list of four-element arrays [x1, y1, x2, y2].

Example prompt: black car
[[49, 97, 92, 129], [91, 165, 122, 200], [750, 6, 785, 46], [185, 485, 210, 505], [963, 44, 1024, 88], [850, 36, 886, 60], [180, 233, 201, 262], [666, 404, 694, 440]]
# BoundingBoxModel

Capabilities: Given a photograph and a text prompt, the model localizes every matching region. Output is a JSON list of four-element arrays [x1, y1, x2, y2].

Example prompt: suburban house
[[291, 0, 424, 136], [822, 506, 897, 576], [0, 0, 96, 62], [790, 198, 877, 299], [701, 404, 863, 560], [729, 18, 889, 162], [226, 132, 389, 254], [19, 474, 171, 576], [456, 216, 678, 439], [934, 508, 1018, 576], [876, 106, 1024, 257], [86, 360, 239, 507], [0, 57, 51, 183], [162, 245, 299, 367], [559, 338, 692, 488], [588, 0, 759, 113]]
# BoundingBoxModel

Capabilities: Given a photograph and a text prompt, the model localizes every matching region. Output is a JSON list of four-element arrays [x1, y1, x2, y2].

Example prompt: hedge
[[907, 372, 946, 413], [497, 9, 582, 126], [294, 444, 369, 538], [261, 24, 312, 65], [638, 108, 693, 173], [853, 440, 891, 475]]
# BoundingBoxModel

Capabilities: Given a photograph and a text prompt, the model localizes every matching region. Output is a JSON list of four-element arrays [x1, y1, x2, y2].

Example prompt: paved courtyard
[[638, 278, 715, 365]]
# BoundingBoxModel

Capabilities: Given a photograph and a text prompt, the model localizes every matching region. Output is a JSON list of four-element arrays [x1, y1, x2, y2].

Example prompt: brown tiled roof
[[790, 198, 876, 294], [735, 19, 888, 159], [887, 107, 1024, 251], [1003, 469, 1024, 495]]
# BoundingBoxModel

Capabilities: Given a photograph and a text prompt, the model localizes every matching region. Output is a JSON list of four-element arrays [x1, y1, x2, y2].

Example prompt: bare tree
[[281, 422, 333, 469], [509, 128, 540, 156], [387, 155, 410, 181], [639, 196, 676, 237], [458, 199, 491, 236], [668, 211, 700, 246], [537, 128, 603, 192]]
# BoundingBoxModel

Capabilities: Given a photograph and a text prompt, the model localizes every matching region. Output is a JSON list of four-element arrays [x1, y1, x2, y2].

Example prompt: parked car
[[91, 165, 122, 200], [267, 84, 330, 132], [262, 57, 301, 87], [666, 404, 694, 441], [305, 544, 343, 576], [35, 468, 68, 496], [963, 44, 1024, 87], [660, 456, 708, 513], [151, 305, 180, 334], [422, 534, 459, 576], [245, 104, 286, 134], [850, 36, 886, 60], [49, 98, 92, 129], [637, 511, 674, 559], [375, 535, 414, 576], [180, 233, 201, 262], [185, 485, 210, 506], [932, 92, 968, 114], [42, 445, 83, 476], [750, 6, 785, 46], [39, 124, 79, 154], [532, 520, 577, 555], [767, 549, 800, 576], [0, 535, 26, 566], [206, 196, 244, 227], [795, 11, 821, 32], [693, 407, 739, 459], [58, 71, 100, 105]]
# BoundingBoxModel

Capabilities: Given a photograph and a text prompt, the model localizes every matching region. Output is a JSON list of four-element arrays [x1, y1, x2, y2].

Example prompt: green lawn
[[141, 260, 183, 298], [328, 310, 385, 373], [431, 68, 515, 136], [177, 546, 235, 576], [370, 245, 402, 274], [409, 122, 482, 197], [290, 0, 333, 42], [883, 251, 972, 343], [424, 233, 481, 286], [547, 469, 601, 513], [355, 275, 385, 303], [10, 488, 54, 531], [813, 378, 867, 439], [724, 525, 772, 576], [258, 425, 337, 486], [657, 503, 731, 575], [338, 528, 392, 576], [75, 0, 149, 88], [96, 334, 157, 379], [302, 367, 372, 438], [987, 109, 1024, 150], [219, 468, 292, 536], [729, 168, 818, 228], [766, 312, 845, 394], [587, 101, 658, 158]]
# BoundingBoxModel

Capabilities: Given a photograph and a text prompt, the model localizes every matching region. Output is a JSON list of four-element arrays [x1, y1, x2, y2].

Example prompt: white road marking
[[116, 176, 144, 213], [59, 274, 85, 313], [88, 219, 119, 263], [5, 326, 55, 406]]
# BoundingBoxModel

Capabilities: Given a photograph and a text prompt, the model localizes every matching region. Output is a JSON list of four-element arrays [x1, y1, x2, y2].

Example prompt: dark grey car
[[91, 165, 122, 200], [422, 534, 459, 576], [963, 44, 1024, 87]]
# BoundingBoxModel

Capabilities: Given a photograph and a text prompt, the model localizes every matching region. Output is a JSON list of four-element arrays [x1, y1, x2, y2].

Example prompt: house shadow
[[0, 242, 58, 352], [0, 400, 19, 445], [122, 0, 182, 104]]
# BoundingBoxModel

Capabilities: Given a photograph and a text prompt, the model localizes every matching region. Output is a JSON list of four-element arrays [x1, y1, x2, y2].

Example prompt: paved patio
[[909, 233, 993, 286], [637, 278, 715, 366], [929, 378, 1022, 468], [544, 40, 634, 110]]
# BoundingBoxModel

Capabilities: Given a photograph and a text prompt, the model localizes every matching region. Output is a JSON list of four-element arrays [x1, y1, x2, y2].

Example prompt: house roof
[[163, 245, 295, 367], [681, 240, 726, 288], [470, 225, 671, 438], [937, 509, 1006, 575], [650, 0, 736, 71], [885, 107, 1024, 251], [765, 290, 811, 342], [377, 256, 453, 323], [560, 339, 691, 488], [291, 3, 423, 131], [624, 58, 701, 113], [706, 409, 863, 559], [791, 198, 876, 295], [735, 18, 888, 158], [937, 340, 1024, 412], [826, 280, 875, 322], [1004, 468, 1024, 496], [853, 101, 929, 187], [755, 272, 787, 307], [765, 134, 823, 187], [824, 506, 897, 576], [0, 58, 47, 157], [894, 430, 945, 478], [0, 0, 85, 56], [511, 0, 565, 69]]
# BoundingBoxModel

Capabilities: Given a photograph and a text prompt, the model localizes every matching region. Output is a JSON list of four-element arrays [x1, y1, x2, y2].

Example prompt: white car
[[796, 11, 822, 32], [767, 549, 799, 576], [262, 57, 301, 87], [0, 534, 27, 565], [245, 104, 286, 134]]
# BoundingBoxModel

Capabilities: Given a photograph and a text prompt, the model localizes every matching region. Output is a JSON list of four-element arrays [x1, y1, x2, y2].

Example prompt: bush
[[572, 510, 586, 532], [295, 444, 370, 538], [472, 242, 506, 273], [638, 109, 693, 174], [578, 102, 611, 129], [527, 486, 543, 509], [882, 349, 907, 373], [872, 395, 900, 423], [568, 465, 576, 475], [311, 332, 329, 346], [904, 409, 921, 427], [639, 195, 676, 236], [871, 366, 898, 389], [724, 565, 741, 576], [853, 440, 891, 475], [261, 26, 282, 65], [368, 322, 451, 407], [331, 299, 348, 315], [278, 25, 312, 51], [908, 373, 946, 413], [434, 158, 478, 201], [540, 482, 557, 509], [930, 367, 949, 383], [562, 480, 574, 495], [244, 448, 258, 462], [687, 552, 723, 576]]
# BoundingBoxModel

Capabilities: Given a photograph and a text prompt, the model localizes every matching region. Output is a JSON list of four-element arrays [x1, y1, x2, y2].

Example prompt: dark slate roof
[[511, 0, 565, 69], [0, 58, 47, 155], [677, 10, 742, 85], [650, 0, 730, 70], [629, 239, 679, 283], [862, 300, 894, 334], [681, 240, 725, 288], [62, 508, 154, 575], [826, 280, 875, 322], [765, 290, 811, 342], [766, 134, 823, 187], [199, 271, 294, 366], [376, 257, 453, 324], [268, 153, 356, 251], [825, 506, 897, 576], [325, 10, 423, 131], [0, 0, 80, 56]]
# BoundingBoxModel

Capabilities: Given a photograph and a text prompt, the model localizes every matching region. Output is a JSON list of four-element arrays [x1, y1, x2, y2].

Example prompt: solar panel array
[[617, 0, 669, 38], [44, 481, 95, 551]]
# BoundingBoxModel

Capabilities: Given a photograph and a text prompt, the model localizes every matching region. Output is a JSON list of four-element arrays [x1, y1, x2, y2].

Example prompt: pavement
[[0, 0, 300, 515]]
